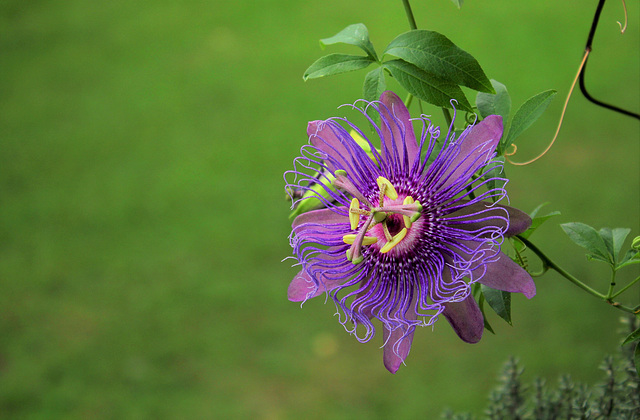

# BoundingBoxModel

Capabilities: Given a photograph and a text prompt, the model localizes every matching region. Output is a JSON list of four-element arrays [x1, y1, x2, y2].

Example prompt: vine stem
[[402, 0, 418, 30], [611, 276, 640, 299], [516, 235, 638, 314], [606, 269, 616, 300], [401, 0, 454, 129]]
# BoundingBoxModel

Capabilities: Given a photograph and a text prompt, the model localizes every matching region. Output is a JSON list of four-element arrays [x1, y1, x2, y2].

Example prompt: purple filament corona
[[284, 91, 535, 373]]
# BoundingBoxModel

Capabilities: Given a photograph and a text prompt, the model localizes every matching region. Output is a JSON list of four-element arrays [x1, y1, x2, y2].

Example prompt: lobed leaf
[[384, 30, 493, 93], [503, 90, 557, 147], [303, 54, 374, 81], [320, 23, 378, 61], [598, 227, 630, 265], [383, 59, 472, 111], [561, 222, 612, 265]]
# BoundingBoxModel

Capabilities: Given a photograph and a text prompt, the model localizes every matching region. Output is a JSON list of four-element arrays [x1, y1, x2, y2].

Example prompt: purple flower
[[285, 91, 535, 373]]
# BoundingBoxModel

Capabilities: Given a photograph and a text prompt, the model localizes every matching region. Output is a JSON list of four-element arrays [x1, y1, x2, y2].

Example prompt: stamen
[[378, 183, 386, 207], [349, 198, 361, 230], [351, 208, 371, 216], [380, 228, 408, 254], [376, 177, 398, 200], [381, 222, 393, 242], [342, 234, 378, 245], [345, 214, 375, 265], [402, 196, 415, 228]]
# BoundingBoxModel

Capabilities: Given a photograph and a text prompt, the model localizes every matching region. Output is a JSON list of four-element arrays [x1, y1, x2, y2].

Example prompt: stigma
[[337, 175, 422, 264]]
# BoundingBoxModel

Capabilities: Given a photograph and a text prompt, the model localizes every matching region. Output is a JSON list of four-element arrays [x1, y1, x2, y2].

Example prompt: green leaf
[[476, 79, 511, 125], [561, 222, 612, 264], [521, 213, 562, 240], [384, 30, 493, 93], [303, 54, 374, 81], [383, 59, 472, 111], [622, 326, 640, 346], [477, 293, 495, 334], [598, 227, 629, 263], [482, 285, 512, 325], [519, 203, 561, 240], [449, 0, 464, 8], [611, 228, 631, 261], [529, 202, 550, 219], [503, 90, 557, 147], [363, 67, 386, 102], [599, 228, 615, 259], [617, 249, 640, 269], [320, 23, 378, 61]]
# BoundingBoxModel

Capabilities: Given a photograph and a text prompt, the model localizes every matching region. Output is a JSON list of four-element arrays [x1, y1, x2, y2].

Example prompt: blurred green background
[[1, 0, 638, 418]]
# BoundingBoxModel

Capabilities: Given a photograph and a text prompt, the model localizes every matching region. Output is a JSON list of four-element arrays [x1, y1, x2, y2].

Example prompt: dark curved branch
[[579, 0, 640, 120]]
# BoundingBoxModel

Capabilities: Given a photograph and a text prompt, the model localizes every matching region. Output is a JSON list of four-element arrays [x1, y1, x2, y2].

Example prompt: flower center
[[338, 174, 422, 264]]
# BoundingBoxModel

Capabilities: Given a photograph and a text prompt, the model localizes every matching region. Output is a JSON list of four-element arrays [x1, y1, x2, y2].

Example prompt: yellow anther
[[342, 234, 378, 245], [376, 177, 398, 200], [348, 198, 361, 230], [380, 228, 408, 254], [402, 196, 415, 228]]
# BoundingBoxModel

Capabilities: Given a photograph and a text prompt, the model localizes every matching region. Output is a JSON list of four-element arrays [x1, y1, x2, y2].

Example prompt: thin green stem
[[404, 93, 414, 109], [606, 269, 616, 299], [517, 235, 605, 299], [611, 276, 640, 299], [517, 235, 638, 314], [402, 0, 418, 30]]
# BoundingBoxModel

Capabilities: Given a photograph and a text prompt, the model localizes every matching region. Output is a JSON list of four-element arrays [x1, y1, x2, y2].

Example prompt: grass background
[[1, 0, 638, 418]]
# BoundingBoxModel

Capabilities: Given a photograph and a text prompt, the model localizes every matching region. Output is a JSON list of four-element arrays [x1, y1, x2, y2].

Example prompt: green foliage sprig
[[442, 317, 640, 419], [304, 22, 494, 111]]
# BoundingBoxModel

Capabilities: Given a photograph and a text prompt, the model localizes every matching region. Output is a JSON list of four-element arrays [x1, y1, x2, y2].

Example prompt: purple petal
[[291, 208, 348, 244], [287, 249, 350, 302], [379, 91, 419, 167], [308, 120, 351, 172], [441, 295, 484, 344], [292, 208, 348, 228], [502, 205, 532, 236], [382, 308, 417, 374], [445, 201, 532, 237], [441, 115, 503, 191], [476, 252, 536, 299]]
